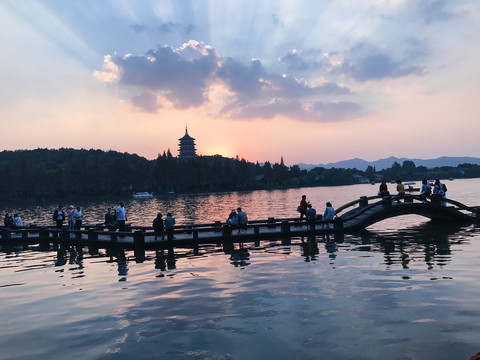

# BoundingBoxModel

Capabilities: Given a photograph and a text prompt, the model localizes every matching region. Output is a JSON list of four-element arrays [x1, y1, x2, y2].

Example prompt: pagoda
[[178, 126, 197, 158]]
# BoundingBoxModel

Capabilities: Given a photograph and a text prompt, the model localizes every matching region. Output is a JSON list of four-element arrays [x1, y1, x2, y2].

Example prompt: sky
[[0, 0, 479, 166]]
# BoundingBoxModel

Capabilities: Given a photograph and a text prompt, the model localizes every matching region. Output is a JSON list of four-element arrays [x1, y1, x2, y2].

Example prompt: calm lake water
[[1, 179, 480, 360]]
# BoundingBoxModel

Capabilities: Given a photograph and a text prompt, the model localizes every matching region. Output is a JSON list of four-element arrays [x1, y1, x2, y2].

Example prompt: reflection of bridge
[[335, 194, 479, 230], [0, 195, 478, 247]]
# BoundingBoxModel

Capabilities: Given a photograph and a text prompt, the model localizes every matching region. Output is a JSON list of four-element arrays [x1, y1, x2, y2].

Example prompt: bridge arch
[[335, 195, 479, 230]]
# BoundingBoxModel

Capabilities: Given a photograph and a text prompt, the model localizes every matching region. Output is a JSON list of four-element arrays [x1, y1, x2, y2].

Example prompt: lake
[[1, 178, 480, 360]]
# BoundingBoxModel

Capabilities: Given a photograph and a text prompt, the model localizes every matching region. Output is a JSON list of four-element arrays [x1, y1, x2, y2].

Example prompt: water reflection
[[1, 222, 476, 278]]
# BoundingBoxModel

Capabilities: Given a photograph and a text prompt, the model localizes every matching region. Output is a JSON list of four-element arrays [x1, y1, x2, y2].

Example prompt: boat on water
[[133, 192, 154, 199], [403, 182, 419, 192]]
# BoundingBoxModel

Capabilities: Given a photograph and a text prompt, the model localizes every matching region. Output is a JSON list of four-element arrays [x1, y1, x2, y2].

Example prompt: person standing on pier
[[153, 213, 164, 240], [67, 205, 75, 231], [105, 208, 115, 231], [72, 206, 83, 230], [115, 202, 127, 232], [299, 195, 308, 220], [165, 213, 175, 240], [52, 206, 65, 230]]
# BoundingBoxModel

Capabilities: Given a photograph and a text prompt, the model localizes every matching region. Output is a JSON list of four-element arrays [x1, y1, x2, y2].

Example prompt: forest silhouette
[[1, 148, 479, 200]]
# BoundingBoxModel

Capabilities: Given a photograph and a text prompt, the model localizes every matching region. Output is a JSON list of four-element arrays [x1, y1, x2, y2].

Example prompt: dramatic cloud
[[279, 45, 425, 82], [95, 41, 358, 122]]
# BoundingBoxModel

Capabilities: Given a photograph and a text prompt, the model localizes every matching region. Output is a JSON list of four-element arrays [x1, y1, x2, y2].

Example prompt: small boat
[[133, 192, 154, 199], [405, 186, 420, 192]]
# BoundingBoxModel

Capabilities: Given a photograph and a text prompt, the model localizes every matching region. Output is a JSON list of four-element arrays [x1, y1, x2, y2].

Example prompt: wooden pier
[[1, 194, 478, 249]]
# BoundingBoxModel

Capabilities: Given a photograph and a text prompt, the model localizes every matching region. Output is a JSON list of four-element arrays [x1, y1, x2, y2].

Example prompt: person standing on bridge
[[420, 179, 432, 203]]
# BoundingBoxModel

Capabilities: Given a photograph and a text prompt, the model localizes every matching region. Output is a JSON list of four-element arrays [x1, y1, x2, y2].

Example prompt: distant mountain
[[298, 156, 480, 171]]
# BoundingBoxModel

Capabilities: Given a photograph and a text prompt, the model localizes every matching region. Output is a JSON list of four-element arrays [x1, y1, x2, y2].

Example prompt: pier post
[[359, 196, 368, 208], [268, 217, 276, 228], [39, 229, 50, 240], [281, 220, 290, 235], [22, 230, 28, 240], [333, 218, 343, 231], [383, 196, 392, 209], [222, 225, 231, 238], [2, 230, 11, 240], [214, 221, 222, 232], [475, 211, 480, 227], [88, 229, 98, 242], [333, 218, 344, 243], [193, 229, 199, 240], [254, 226, 259, 236], [134, 230, 145, 247]]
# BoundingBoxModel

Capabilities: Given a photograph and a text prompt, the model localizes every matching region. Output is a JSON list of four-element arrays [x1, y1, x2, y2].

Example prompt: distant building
[[178, 126, 197, 158], [353, 174, 370, 184]]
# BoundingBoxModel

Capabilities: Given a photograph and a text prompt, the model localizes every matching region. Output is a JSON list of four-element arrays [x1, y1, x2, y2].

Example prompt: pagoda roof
[[179, 126, 195, 141]]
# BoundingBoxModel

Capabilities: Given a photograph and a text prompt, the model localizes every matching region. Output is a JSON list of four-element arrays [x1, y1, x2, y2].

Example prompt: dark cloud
[[416, 0, 455, 23], [96, 41, 359, 122], [158, 21, 196, 35], [341, 52, 424, 81], [130, 24, 145, 33], [112, 43, 218, 108], [226, 99, 362, 122], [279, 51, 310, 71]]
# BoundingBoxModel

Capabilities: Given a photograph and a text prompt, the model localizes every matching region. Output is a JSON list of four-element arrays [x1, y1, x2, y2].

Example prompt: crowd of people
[[3, 213, 22, 228], [378, 178, 447, 205], [297, 195, 336, 227]]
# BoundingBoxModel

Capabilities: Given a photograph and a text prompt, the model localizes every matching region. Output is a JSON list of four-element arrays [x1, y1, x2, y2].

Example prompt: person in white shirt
[[115, 202, 127, 232]]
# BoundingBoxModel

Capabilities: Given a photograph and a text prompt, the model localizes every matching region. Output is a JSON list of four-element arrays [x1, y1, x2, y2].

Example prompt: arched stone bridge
[[335, 194, 479, 230]]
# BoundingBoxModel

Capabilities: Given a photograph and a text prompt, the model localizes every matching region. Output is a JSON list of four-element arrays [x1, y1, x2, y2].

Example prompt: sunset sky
[[1, 0, 479, 166]]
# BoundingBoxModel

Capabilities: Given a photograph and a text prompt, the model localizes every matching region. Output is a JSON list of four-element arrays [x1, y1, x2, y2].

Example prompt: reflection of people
[[299, 195, 308, 220], [115, 202, 127, 232], [153, 213, 164, 240]]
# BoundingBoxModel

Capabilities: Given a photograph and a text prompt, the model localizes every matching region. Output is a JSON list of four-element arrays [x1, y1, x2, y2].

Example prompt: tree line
[[0, 149, 479, 200]]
